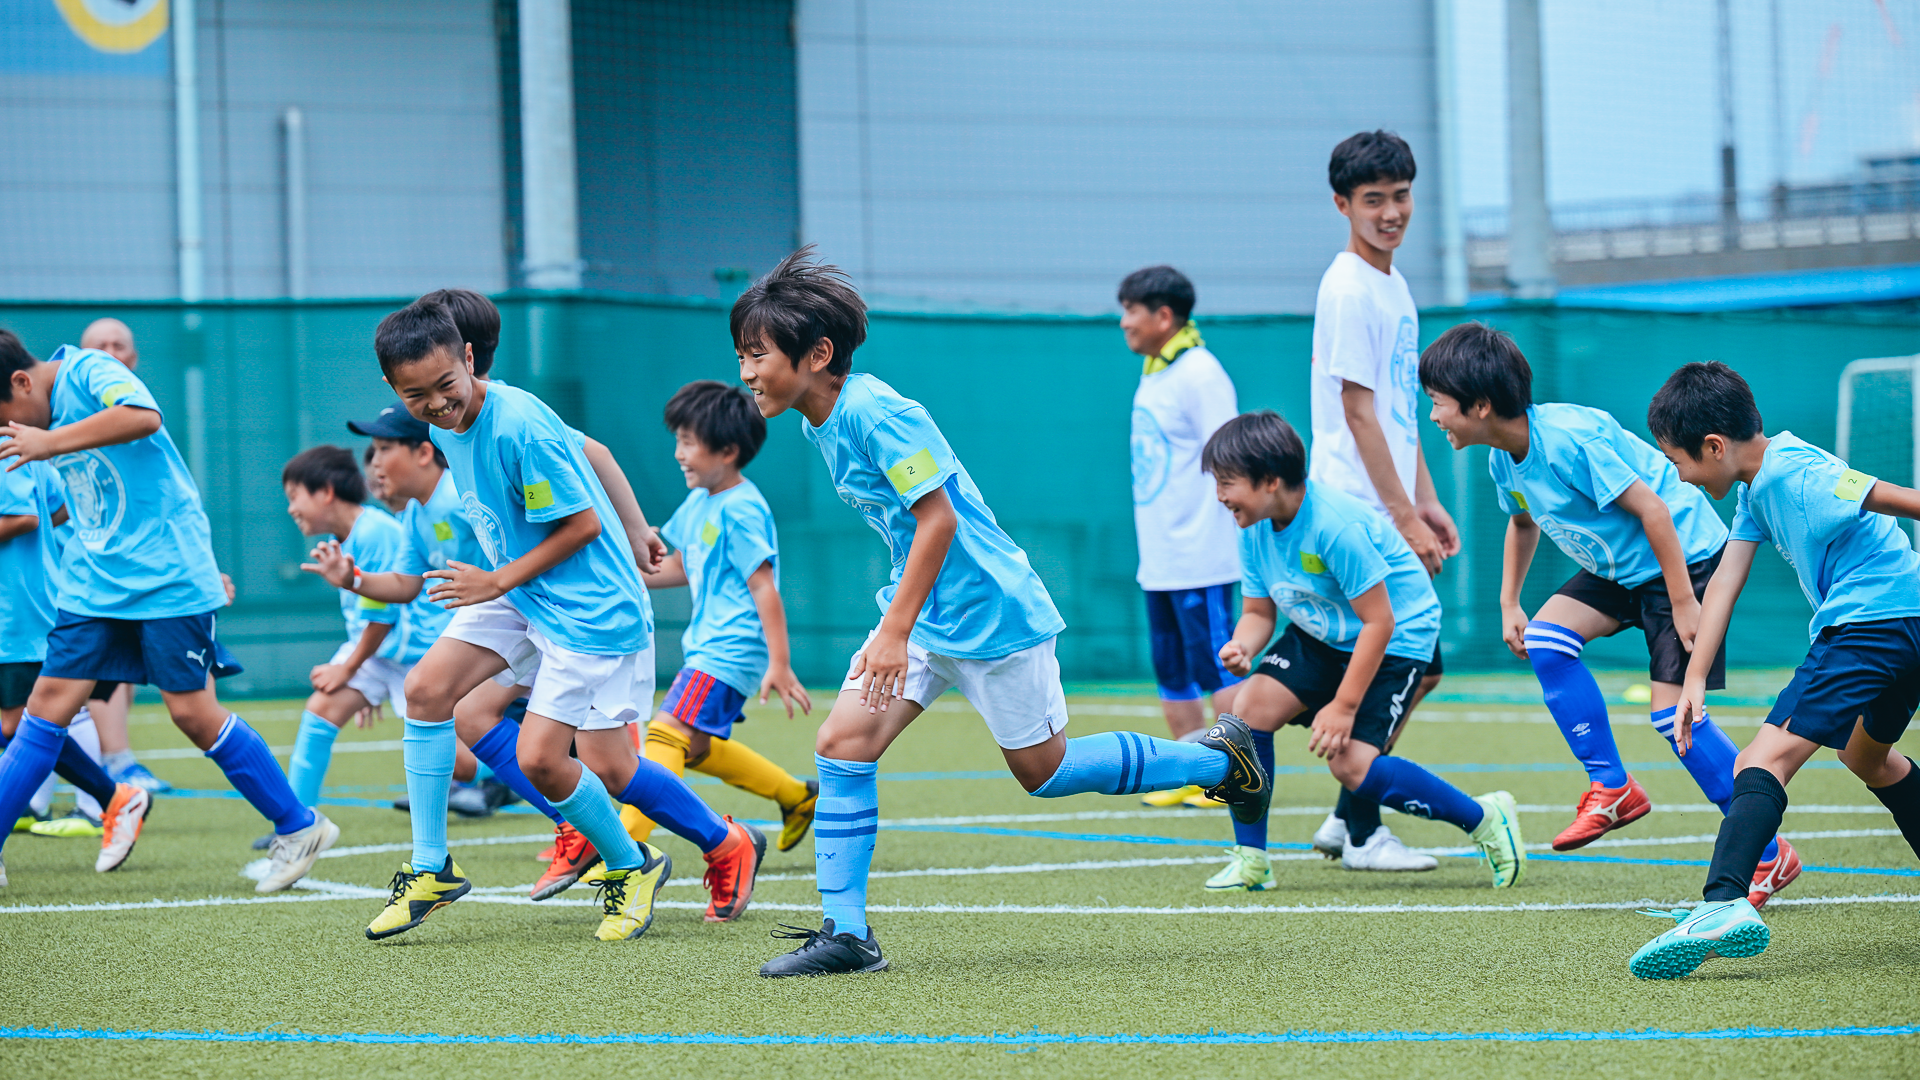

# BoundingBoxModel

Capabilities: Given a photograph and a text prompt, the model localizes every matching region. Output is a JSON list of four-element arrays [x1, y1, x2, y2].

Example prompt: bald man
[[80, 318, 137, 371]]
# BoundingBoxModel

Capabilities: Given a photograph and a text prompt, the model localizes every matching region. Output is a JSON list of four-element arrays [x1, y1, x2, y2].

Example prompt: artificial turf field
[[2, 675, 1917, 1079]]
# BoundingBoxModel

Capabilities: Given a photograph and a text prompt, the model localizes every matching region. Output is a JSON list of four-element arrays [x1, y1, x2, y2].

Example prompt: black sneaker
[[1197, 713, 1272, 825], [250, 832, 272, 851], [392, 796, 411, 813], [758, 919, 888, 977], [479, 778, 521, 811], [448, 782, 491, 818]]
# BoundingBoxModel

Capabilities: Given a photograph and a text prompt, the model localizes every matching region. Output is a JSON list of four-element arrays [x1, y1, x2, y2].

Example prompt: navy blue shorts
[[41, 609, 240, 694], [659, 668, 748, 738], [1766, 617, 1920, 750], [1145, 584, 1243, 701]]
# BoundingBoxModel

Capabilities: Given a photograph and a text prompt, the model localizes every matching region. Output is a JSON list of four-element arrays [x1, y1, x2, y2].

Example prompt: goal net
[[1837, 354, 1920, 544]]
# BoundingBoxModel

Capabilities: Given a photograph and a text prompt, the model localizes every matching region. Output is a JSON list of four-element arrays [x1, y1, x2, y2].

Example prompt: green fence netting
[[2, 298, 1915, 697]]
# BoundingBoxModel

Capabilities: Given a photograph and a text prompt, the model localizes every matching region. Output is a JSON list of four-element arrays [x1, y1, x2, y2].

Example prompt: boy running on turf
[[1202, 410, 1526, 892], [0, 333, 336, 891], [1118, 266, 1244, 809], [361, 298, 762, 941], [1307, 130, 1460, 870], [627, 380, 818, 853], [736, 249, 1271, 977], [1631, 362, 1920, 976], [1419, 324, 1796, 901]]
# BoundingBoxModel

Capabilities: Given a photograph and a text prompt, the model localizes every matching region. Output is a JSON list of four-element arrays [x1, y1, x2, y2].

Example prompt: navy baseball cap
[[347, 400, 431, 440]]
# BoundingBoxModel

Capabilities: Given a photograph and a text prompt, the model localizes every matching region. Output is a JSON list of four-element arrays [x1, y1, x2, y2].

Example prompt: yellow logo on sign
[[700, 520, 720, 547], [523, 481, 553, 511], [886, 448, 939, 496], [1834, 469, 1875, 502], [1301, 552, 1328, 574], [432, 521, 455, 542]]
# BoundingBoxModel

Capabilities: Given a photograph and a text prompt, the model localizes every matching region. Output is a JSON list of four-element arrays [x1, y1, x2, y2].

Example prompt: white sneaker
[[1340, 826, 1439, 872], [256, 813, 340, 893], [1311, 813, 1346, 860], [96, 783, 152, 873]]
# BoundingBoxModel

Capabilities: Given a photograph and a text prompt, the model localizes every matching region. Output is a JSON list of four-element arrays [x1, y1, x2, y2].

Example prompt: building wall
[[0, 0, 506, 301], [793, 0, 1444, 315]]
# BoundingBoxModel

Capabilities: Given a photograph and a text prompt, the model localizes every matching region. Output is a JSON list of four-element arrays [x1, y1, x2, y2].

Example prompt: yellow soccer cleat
[[779, 780, 820, 852], [30, 812, 103, 838], [365, 858, 471, 940], [593, 843, 672, 941], [1181, 790, 1227, 810], [1141, 784, 1203, 808]]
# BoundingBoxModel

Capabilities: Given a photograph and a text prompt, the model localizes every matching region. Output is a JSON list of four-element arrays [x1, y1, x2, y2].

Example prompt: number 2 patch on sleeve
[[523, 481, 554, 510], [885, 448, 939, 496], [1833, 469, 1874, 502], [1300, 552, 1328, 574]]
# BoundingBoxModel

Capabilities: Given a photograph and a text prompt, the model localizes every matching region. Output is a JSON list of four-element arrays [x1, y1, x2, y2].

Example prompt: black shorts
[[1766, 618, 1920, 750], [0, 662, 40, 710], [1253, 625, 1430, 751], [1552, 549, 1727, 688]]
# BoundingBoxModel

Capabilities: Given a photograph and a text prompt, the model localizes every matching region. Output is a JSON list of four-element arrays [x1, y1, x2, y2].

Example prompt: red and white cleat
[[1551, 776, 1651, 851], [96, 783, 152, 873], [530, 822, 599, 901], [1748, 836, 1802, 909]]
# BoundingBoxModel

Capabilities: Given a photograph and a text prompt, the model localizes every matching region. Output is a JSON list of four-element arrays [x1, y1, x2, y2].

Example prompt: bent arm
[[352, 571, 426, 605], [1227, 596, 1279, 659], [1340, 382, 1416, 522], [581, 437, 655, 560], [0, 514, 37, 542], [1, 405, 161, 467], [1616, 479, 1697, 609], [1501, 514, 1540, 608], [882, 488, 957, 640], [1864, 479, 1920, 521], [639, 549, 688, 590], [493, 508, 602, 593], [1687, 540, 1755, 685], [746, 562, 794, 673], [1336, 583, 1395, 709], [337, 621, 393, 675]]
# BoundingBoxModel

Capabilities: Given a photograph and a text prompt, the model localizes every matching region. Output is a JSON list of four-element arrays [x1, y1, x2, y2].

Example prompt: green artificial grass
[[2, 681, 1917, 1078]]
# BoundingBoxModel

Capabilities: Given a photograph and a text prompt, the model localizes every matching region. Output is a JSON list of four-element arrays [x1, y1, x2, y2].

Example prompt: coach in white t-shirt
[[1118, 267, 1243, 805], [1304, 130, 1458, 871]]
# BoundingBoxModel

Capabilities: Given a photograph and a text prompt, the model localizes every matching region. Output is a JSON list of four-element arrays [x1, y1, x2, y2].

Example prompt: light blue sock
[[206, 716, 316, 834], [815, 755, 878, 940], [1031, 731, 1229, 798], [1652, 706, 1778, 862], [552, 766, 646, 872], [1232, 730, 1276, 850], [402, 717, 455, 871], [468, 720, 563, 825], [474, 761, 495, 782], [287, 710, 341, 809], [0, 715, 65, 856], [1524, 621, 1628, 786], [1354, 755, 1484, 834]]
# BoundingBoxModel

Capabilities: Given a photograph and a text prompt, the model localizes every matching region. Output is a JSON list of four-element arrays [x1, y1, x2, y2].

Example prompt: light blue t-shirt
[[1730, 432, 1920, 639], [1239, 480, 1442, 661], [1489, 403, 1728, 587], [37, 346, 227, 619], [333, 506, 409, 663], [801, 373, 1066, 660], [430, 381, 652, 656], [0, 461, 66, 663], [661, 480, 779, 697], [393, 470, 486, 663]]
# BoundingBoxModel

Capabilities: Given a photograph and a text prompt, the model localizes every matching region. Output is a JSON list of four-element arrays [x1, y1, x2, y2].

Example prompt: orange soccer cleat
[[1551, 776, 1651, 851], [702, 817, 767, 922], [1748, 836, 1802, 909], [530, 822, 600, 901]]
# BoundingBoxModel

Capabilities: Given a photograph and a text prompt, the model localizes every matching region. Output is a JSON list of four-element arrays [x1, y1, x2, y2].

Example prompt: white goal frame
[[1837, 353, 1920, 544]]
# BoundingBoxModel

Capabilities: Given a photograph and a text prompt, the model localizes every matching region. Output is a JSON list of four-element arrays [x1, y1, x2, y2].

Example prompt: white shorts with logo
[[442, 596, 651, 732], [841, 627, 1069, 750], [327, 642, 411, 712]]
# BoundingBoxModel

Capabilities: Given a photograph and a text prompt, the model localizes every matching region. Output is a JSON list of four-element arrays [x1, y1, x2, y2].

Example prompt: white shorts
[[841, 628, 1069, 750], [442, 596, 652, 732], [327, 643, 410, 712]]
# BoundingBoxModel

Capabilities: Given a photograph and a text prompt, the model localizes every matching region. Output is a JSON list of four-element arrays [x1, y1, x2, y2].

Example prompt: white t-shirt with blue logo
[[430, 381, 651, 656], [1309, 252, 1424, 514], [0, 461, 66, 663], [660, 480, 778, 696], [42, 346, 227, 620], [1730, 432, 1920, 639], [802, 373, 1066, 660], [1489, 403, 1728, 588], [1130, 345, 1241, 591], [394, 470, 484, 662], [334, 506, 409, 663], [1239, 480, 1442, 661]]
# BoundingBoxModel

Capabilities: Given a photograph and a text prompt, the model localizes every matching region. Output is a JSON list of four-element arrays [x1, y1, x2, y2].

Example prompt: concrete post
[[1434, 0, 1468, 306], [519, 0, 581, 290], [172, 0, 204, 302], [1504, 0, 1555, 299], [282, 107, 307, 300]]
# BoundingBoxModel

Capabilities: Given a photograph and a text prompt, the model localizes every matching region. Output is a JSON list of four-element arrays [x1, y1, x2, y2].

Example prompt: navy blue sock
[[1344, 782, 1383, 844], [206, 716, 315, 834], [617, 757, 729, 852], [1354, 755, 1483, 833], [1231, 729, 1275, 850], [1524, 621, 1628, 786], [55, 735, 118, 809], [469, 721, 564, 825]]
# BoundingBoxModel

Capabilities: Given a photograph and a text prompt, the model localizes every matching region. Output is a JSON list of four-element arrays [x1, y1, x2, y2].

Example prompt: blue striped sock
[[1232, 729, 1276, 850], [402, 717, 455, 871], [1524, 621, 1628, 786], [1031, 731, 1229, 797], [1652, 706, 1777, 862], [815, 754, 879, 939], [468, 721, 563, 825], [207, 716, 315, 835], [287, 710, 340, 809], [1355, 755, 1483, 833], [553, 767, 646, 872], [0, 715, 65, 855]]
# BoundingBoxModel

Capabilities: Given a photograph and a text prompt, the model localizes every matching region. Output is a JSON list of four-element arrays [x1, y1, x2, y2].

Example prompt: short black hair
[[731, 246, 867, 377], [1647, 361, 1764, 458], [425, 288, 501, 377], [283, 445, 367, 504], [374, 298, 465, 378], [1418, 322, 1532, 419], [1117, 266, 1195, 322], [0, 329, 38, 403], [1202, 410, 1307, 488], [1329, 130, 1417, 198], [371, 433, 449, 470], [664, 379, 768, 468]]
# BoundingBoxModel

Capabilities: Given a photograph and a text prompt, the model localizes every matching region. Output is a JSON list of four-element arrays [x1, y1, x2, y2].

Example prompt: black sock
[[1344, 787, 1382, 845], [56, 736, 118, 809], [1703, 767, 1788, 902], [1869, 757, 1920, 860], [1334, 786, 1352, 820]]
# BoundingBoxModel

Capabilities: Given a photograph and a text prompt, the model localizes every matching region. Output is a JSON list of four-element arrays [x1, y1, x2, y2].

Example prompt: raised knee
[[1523, 621, 1585, 671]]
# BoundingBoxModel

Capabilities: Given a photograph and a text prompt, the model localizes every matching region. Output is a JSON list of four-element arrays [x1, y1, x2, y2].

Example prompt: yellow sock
[[693, 736, 809, 808], [621, 720, 690, 843]]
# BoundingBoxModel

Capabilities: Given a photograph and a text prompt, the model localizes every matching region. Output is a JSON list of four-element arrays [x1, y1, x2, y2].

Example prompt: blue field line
[[2, 1022, 1914, 1047]]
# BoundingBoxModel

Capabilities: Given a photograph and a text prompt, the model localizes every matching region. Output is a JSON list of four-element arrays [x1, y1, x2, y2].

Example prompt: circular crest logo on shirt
[[1536, 516, 1617, 578], [1130, 406, 1172, 506], [1279, 589, 1349, 644], [54, 449, 126, 552], [459, 490, 505, 567], [1387, 315, 1420, 433]]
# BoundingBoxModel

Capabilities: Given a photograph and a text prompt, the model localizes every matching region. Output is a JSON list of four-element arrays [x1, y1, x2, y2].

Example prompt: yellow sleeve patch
[[1834, 469, 1875, 502], [432, 521, 455, 542], [885, 448, 940, 496], [356, 596, 389, 611], [700, 520, 721, 547], [1300, 552, 1328, 574], [523, 480, 554, 511], [101, 382, 138, 407], [1508, 489, 1530, 512]]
